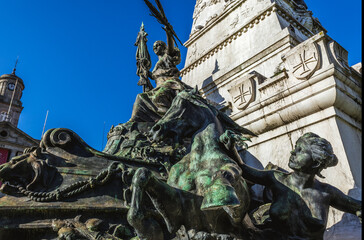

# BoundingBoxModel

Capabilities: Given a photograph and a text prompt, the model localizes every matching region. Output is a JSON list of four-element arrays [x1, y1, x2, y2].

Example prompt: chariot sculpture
[[0, 1, 360, 239]]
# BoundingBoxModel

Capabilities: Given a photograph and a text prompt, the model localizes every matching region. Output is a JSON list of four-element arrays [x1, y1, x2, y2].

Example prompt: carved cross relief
[[292, 50, 318, 76], [284, 41, 321, 80], [233, 83, 252, 105], [329, 41, 350, 70], [229, 75, 256, 111]]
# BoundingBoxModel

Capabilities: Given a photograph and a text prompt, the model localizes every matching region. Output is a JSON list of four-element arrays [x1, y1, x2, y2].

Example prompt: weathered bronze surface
[[130, 0, 189, 123], [241, 133, 362, 239], [135, 22, 153, 93], [0, 1, 361, 240]]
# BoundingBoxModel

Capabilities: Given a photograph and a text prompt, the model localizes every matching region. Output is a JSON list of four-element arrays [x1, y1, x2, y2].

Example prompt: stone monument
[[181, 0, 361, 239], [0, 1, 361, 239]]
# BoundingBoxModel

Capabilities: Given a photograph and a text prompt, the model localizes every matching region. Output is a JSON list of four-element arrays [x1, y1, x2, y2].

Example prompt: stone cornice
[[242, 106, 362, 149], [200, 32, 295, 97], [231, 64, 362, 128], [186, 0, 246, 47], [181, 2, 324, 77], [230, 66, 336, 122]]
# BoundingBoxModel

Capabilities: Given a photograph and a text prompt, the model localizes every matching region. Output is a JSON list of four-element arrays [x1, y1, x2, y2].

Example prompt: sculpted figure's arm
[[239, 163, 273, 186], [217, 130, 271, 186], [165, 27, 175, 56], [164, 26, 181, 68], [328, 185, 362, 221]]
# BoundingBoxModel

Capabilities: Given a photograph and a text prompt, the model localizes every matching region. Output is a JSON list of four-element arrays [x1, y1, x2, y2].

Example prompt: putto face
[[288, 139, 314, 172]]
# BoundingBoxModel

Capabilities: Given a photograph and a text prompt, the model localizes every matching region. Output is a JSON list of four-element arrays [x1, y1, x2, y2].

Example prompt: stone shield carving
[[284, 41, 321, 80], [228, 76, 256, 110], [329, 41, 350, 71]]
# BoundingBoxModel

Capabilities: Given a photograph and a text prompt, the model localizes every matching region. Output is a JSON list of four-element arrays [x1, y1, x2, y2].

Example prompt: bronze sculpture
[[130, 0, 190, 122], [239, 132, 362, 239], [135, 22, 153, 93], [127, 89, 255, 240], [0, 1, 361, 239]]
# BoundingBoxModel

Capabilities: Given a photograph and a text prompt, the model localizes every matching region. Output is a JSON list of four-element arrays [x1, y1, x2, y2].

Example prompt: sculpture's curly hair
[[300, 132, 338, 178], [153, 40, 166, 49]]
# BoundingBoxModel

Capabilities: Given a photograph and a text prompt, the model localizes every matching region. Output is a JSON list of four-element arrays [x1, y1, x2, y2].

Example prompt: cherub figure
[[239, 132, 361, 239]]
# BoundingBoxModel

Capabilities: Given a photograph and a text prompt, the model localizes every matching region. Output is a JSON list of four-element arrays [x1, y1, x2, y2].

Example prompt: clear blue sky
[[0, 0, 361, 151]]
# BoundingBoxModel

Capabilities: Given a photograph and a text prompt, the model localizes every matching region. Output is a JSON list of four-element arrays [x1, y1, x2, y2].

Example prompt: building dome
[[0, 73, 24, 86]]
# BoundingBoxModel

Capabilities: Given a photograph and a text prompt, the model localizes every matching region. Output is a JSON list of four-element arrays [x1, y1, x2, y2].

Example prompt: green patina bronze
[[243, 133, 362, 239], [0, 1, 361, 240]]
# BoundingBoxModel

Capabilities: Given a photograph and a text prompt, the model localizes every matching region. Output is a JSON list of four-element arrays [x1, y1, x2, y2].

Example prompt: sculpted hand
[[219, 130, 251, 150]]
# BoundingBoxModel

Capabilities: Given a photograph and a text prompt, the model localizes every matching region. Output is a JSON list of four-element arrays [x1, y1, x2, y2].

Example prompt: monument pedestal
[[182, 0, 361, 238]]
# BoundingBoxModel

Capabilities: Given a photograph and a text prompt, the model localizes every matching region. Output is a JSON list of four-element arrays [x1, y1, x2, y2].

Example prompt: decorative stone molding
[[351, 62, 362, 76], [187, 0, 246, 46], [192, 0, 240, 36], [181, 3, 321, 77], [282, 32, 325, 80], [275, 0, 323, 34], [194, 32, 295, 108], [231, 66, 358, 132], [258, 71, 287, 92], [283, 41, 320, 80], [329, 41, 351, 72], [228, 73, 256, 110]]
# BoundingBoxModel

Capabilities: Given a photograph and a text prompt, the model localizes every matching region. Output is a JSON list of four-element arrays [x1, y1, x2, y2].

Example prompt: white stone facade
[[182, 0, 362, 238]]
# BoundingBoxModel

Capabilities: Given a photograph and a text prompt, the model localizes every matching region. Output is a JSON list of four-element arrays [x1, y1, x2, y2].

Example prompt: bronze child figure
[[240, 132, 361, 240]]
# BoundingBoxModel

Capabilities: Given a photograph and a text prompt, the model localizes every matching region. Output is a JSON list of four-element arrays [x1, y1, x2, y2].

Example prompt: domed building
[[0, 68, 39, 165]]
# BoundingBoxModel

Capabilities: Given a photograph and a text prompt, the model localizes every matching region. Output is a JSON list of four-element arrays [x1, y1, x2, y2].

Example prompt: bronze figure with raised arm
[[145, 0, 182, 86], [239, 132, 361, 239], [130, 0, 191, 122]]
